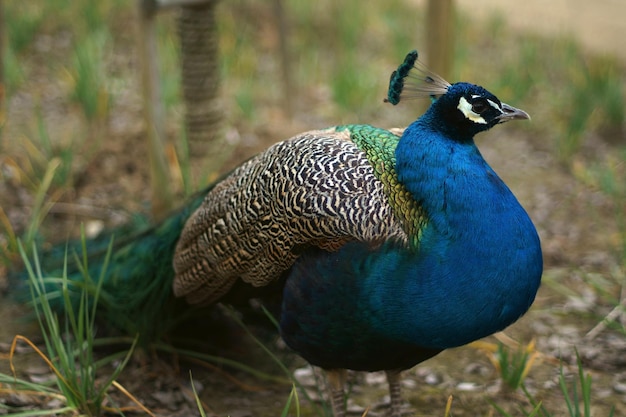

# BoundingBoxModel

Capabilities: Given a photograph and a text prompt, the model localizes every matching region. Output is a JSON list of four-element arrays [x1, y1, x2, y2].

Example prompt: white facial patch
[[457, 96, 488, 124], [486, 99, 501, 111]]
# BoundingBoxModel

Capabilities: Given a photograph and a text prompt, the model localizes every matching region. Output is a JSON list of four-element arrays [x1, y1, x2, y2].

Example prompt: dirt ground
[[1, 2, 626, 417]]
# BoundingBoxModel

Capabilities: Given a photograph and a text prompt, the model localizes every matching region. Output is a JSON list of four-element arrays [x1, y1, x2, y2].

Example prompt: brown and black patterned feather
[[172, 127, 409, 305]]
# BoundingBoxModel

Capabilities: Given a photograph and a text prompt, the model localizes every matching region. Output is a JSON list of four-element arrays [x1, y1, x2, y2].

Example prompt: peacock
[[15, 50, 542, 417]]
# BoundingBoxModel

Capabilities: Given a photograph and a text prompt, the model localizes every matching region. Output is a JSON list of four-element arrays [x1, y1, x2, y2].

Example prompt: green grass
[[280, 385, 302, 417], [1, 249, 302, 416], [30, 109, 76, 189], [3, 45, 25, 96], [1, 236, 141, 416], [157, 23, 182, 113], [574, 148, 626, 336], [494, 340, 539, 391], [4, 3, 45, 54], [558, 56, 625, 161], [472, 336, 541, 396], [493, 353, 615, 417], [69, 28, 112, 123], [0, 111, 79, 262], [0, 134, 65, 260], [80, 0, 109, 34]]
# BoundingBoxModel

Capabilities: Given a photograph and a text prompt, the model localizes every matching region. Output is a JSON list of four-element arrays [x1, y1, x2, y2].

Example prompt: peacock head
[[430, 82, 530, 135], [386, 50, 530, 137]]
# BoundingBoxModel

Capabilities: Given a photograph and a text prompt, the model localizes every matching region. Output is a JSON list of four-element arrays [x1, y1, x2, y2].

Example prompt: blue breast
[[278, 119, 542, 372]]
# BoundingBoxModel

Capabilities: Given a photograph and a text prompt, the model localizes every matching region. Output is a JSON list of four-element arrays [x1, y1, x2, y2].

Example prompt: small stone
[[85, 220, 104, 238], [293, 366, 316, 387], [365, 371, 387, 386], [465, 362, 490, 376], [457, 382, 480, 391], [613, 382, 626, 394], [401, 378, 417, 389], [424, 373, 441, 385]]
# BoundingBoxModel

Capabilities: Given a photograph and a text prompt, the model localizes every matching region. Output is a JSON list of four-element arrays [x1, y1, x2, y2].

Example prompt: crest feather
[[385, 50, 451, 105]]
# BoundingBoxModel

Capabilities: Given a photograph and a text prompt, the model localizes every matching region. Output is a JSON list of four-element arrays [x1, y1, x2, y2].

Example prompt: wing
[[173, 127, 409, 305]]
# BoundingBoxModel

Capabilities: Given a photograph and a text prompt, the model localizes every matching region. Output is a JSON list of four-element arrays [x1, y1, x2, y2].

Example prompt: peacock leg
[[385, 369, 403, 417], [325, 368, 347, 417]]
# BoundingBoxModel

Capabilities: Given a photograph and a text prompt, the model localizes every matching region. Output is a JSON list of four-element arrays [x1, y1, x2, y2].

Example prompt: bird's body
[[16, 51, 543, 417], [173, 119, 541, 372]]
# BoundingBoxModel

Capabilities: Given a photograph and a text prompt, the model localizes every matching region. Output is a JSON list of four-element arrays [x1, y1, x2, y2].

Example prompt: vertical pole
[[0, 0, 5, 136], [178, 0, 221, 187], [273, 0, 292, 117], [426, 0, 455, 80], [138, 0, 173, 219]]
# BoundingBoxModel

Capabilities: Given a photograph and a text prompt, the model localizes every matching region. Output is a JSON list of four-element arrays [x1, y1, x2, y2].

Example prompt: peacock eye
[[471, 99, 488, 114]]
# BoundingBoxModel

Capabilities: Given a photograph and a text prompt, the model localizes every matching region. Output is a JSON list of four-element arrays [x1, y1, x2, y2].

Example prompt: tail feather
[[14, 186, 211, 344]]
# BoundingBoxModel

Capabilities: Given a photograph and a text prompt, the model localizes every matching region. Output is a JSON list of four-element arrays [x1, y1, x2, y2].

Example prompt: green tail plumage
[[17, 186, 210, 344]]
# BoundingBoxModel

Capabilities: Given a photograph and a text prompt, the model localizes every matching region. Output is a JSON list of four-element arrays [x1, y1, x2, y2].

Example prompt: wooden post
[[178, 0, 221, 187], [273, 0, 292, 117], [0, 0, 5, 134], [426, 0, 455, 81], [137, 0, 173, 219]]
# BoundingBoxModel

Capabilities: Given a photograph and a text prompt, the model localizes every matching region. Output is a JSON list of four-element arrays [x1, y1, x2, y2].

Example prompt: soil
[[1, 2, 626, 417]]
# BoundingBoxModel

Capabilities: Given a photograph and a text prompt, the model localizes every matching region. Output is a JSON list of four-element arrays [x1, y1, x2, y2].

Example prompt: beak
[[497, 102, 531, 123]]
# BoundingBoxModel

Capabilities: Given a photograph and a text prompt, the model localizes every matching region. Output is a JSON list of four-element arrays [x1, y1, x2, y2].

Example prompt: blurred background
[[0, 1, 624, 416]]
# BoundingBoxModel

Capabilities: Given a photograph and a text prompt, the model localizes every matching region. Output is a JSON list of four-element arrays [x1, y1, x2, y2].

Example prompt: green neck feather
[[337, 124, 427, 248]]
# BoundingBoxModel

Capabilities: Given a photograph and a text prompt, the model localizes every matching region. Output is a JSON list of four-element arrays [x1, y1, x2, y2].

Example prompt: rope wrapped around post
[[178, 0, 222, 185]]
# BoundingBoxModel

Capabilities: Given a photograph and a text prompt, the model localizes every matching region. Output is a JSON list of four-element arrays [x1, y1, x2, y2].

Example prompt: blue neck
[[378, 117, 543, 348], [397, 116, 506, 236]]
